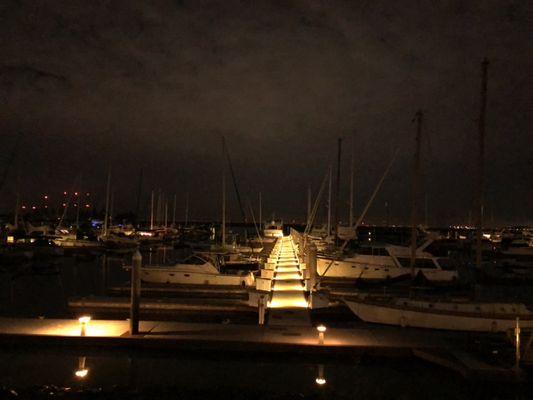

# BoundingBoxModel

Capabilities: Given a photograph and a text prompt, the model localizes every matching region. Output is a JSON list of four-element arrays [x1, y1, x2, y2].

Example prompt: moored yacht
[[263, 220, 284, 239], [317, 242, 458, 283], [140, 254, 255, 286]]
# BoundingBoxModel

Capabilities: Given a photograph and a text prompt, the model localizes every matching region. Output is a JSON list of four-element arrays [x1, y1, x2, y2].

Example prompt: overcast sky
[[1, 0, 531, 226]]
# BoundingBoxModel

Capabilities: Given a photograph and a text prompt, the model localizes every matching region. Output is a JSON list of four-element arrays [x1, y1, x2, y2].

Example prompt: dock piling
[[306, 243, 317, 291], [130, 250, 142, 335]]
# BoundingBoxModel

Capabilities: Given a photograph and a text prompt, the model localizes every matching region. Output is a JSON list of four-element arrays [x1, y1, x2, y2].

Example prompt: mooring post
[[130, 250, 142, 335], [307, 243, 317, 290], [306, 242, 317, 308]]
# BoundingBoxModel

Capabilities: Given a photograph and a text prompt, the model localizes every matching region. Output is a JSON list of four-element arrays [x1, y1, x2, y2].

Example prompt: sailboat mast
[[103, 168, 111, 236], [222, 137, 226, 248], [334, 138, 342, 239], [150, 190, 154, 230], [476, 58, 489, 269], [185, 192, 189, 227], [109, 190, 114, 228], [307, 184, 311, 225], [327, 165, 332, 235], [172, 193, 176, 227], [75, 176, 82, 230], [258, 191, 262, 226], [410, 110, 423, 278], [135, 168, 143, 227], [164, 198, 168, 228], [349, 133, 355, 227]]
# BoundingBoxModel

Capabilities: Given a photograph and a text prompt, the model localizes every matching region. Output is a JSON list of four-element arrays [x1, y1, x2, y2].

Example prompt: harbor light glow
[[316, 325, 327, 333]]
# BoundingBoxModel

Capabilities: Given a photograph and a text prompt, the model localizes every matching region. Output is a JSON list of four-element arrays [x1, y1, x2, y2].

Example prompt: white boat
[[317, 243, 458, 283], [140, 254, 255, 287], [263, 220, 283, 239], [51, 229, 103, 250], [344, 297, 533, 332]]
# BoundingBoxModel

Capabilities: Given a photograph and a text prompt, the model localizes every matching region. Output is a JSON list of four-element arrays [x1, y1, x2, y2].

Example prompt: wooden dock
[[0, 315, 523, 382]]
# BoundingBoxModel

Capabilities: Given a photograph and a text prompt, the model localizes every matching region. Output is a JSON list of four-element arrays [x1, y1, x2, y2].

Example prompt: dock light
[[317, 325, 326, 345], [79, 316, 91, 336], [315, 364, 326, 386], [75, 356, 88, 379]]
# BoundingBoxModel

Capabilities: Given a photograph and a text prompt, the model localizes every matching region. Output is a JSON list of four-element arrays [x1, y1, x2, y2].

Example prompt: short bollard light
[[75, 356, 89, 379], [316, 324, 326, 345], [79, 316, 91, 336]]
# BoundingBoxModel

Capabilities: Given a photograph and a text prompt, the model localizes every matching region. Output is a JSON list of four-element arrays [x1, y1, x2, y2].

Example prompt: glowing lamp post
[[316, 324, 326, 345], [79, 316, 91, 336]]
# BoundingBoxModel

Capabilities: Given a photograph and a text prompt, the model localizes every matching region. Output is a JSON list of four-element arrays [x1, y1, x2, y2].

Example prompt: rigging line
[[246, 198, 263, 247], [222, 136, 247, 223], [315, 147, 400, 286]]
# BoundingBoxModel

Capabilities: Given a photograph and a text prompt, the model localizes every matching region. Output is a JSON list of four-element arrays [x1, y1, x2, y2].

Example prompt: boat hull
[[317, 258, 457, 283], [344, 299, 533, 332], [141, 268, 253, 287]]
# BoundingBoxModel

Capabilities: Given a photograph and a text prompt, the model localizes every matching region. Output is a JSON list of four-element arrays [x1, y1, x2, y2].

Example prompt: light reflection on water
[[0, 351, 530, 399]]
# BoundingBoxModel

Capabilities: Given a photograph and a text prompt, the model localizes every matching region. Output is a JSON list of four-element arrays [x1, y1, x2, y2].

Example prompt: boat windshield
[[183, 255, 207, 265]]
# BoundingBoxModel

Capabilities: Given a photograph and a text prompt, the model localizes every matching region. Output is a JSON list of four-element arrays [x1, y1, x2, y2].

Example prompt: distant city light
[[63, 191, 67, 195], [85, 204, 90, 208], [44, 195, 48, 199], [74, 192, 78, 196], [32, 206, 36, 210], [62, 203, 66, 207], [21, 205, 26, 209]]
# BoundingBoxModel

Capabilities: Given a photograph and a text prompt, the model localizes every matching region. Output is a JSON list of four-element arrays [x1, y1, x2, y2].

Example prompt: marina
[[1, 1, 532, 398]]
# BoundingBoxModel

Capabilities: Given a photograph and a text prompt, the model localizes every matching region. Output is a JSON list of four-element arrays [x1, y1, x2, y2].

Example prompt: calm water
[[0, 350, 531, 399]]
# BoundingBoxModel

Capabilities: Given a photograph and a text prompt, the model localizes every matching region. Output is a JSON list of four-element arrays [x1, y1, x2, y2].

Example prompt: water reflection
[[315, 364, 326, 386], [74, 356, 88, 379]]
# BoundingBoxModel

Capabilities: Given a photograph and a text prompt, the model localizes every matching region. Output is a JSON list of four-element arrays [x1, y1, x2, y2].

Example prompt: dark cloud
[[0, 0, 531, 225]]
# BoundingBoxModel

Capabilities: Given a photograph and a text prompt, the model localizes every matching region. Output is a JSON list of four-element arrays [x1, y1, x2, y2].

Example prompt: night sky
[[1, 1, 531, 226]]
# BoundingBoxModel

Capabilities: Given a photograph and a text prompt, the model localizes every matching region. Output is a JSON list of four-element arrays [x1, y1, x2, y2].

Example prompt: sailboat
[[343, 60, 525, 333], [344, 296, 533, 332], [97, 169, 138, 250]]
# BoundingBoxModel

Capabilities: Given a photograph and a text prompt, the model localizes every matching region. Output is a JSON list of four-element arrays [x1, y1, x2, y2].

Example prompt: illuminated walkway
[[268, 236, 308, 309]]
